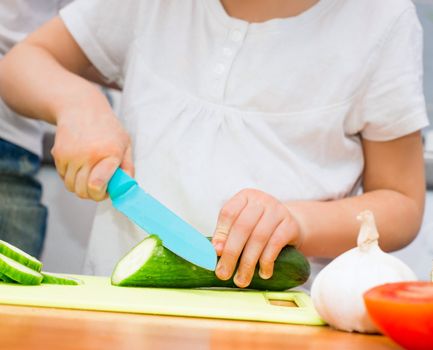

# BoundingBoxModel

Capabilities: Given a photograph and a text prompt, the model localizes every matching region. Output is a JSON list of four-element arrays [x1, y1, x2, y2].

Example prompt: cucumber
[[0, 240, 42, 272], [41, 272, 83, 285], [0, 271, 17, 283], [111, 235, 310, 290], [0, 253, 43, 285], [0, 240, 83, 286]]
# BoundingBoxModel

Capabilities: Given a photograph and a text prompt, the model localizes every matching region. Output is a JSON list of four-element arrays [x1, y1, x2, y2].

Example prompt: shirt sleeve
[[350, 6, 429, 141], [59, 0, 148, 85]]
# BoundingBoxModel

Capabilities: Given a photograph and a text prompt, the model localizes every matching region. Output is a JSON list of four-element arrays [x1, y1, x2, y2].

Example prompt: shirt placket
[[210, 24, 248, 102]]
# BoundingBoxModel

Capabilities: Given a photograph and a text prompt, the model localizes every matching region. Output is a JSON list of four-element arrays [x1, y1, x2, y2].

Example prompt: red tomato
[[364, 282, 433, 350]]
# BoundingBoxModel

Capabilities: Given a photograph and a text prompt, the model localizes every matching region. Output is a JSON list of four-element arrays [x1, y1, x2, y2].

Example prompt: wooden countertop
[[0, 305, 402, 350]]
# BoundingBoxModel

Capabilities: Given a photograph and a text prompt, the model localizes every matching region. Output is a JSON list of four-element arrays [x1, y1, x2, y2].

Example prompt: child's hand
[[51, 106, 133, 201], [211, 189, 303, 288]]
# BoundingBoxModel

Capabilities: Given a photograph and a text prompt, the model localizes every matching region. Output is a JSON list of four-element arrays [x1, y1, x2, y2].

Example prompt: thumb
[[88, 156, 120, 201]]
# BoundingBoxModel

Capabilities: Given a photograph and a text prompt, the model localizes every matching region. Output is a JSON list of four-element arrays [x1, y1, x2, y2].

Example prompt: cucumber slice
[[0, 240, 42, 272], [41, 272, 83, 285], [0, 253, 43, 285], [0, 271, 17, 283], [111, 235, 310, 290]]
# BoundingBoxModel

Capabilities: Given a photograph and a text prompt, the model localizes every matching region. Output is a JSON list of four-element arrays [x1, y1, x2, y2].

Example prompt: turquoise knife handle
[[107, 168, 137, 200]]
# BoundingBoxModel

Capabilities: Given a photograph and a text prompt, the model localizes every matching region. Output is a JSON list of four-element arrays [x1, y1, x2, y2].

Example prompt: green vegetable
[[41, 272, 83, 285], [0, 240, 83, 286], [0, 253, 43, 285], [111, 235, 310, 290], [0, 240, 42, 272], [0, 271, 17, 283]]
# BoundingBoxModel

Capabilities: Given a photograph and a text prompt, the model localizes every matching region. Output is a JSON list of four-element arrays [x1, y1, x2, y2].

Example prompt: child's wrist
[[51, 83, 108, 125]]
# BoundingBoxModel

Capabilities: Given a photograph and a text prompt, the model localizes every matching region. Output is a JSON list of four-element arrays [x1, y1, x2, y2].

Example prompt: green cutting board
[[0, 275, 324, 326]]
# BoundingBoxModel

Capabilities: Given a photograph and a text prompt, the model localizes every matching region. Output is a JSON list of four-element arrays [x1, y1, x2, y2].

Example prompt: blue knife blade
[[107, 168, 217, 271]]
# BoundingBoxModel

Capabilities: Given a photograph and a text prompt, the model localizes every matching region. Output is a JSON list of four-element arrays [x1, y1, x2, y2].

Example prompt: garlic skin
[[311, 210, 417, 333]]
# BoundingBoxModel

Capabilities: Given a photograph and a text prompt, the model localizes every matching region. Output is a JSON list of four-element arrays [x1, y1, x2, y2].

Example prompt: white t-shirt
[[0, 0, 72, 156], [60, 0, 429, 276]]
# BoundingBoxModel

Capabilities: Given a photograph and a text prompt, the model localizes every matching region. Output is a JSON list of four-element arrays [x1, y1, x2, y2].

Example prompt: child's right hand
[[51, 106, 134, 201], [0, 16, 134, 202]]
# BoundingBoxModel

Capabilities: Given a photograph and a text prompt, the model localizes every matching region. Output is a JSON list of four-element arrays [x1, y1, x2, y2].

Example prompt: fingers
[[216, 200, 264, 281], [49, 108, 132, 202], [58, 155, 125, 201], [74, 164, 91, 199], [51, 132, 132, 201], [258, 218, 297, 279], [233, 208, 284, 288], [212, 194, 248, 256], [63, 162, 81, 193], [213, 189, 303, 289], [51, 142, 67, 179], [52, 153, 67, 180], [88, 156, 121, 201]]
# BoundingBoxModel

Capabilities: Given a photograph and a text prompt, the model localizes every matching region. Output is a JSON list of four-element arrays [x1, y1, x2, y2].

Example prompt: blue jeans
[[0, 138, 47, 258]]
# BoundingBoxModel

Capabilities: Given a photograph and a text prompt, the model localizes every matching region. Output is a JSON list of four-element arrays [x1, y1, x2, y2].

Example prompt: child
[[0, 0, 428, 287]]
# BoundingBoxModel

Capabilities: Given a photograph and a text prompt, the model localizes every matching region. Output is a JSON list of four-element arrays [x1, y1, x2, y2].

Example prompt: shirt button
[[231, 29, 243, 42], [215, 63, 225, 75], [223, 47, 233, 57]]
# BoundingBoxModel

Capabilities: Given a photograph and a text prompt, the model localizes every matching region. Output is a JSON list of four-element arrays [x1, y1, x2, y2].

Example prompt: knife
[[107, 168, 217, 271]]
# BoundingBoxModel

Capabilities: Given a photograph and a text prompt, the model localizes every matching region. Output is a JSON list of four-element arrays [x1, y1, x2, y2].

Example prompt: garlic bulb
[[310, 210, 417, 333]]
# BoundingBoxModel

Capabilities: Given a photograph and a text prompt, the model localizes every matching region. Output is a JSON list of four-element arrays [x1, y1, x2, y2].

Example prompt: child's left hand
[[211, 189, 304, 288]]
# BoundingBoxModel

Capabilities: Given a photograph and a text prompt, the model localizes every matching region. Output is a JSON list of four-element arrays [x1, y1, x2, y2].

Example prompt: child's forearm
[[286, 189, 424, 258], [0, 17, 133, 202], [0, 42, 107, 124]]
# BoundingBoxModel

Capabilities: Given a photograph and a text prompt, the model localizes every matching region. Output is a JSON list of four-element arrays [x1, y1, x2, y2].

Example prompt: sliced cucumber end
[[0, 240, 42, 271], [111, 236, 157, 285], [41, 272, 84, 285], [0, 253, 43, 285]]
